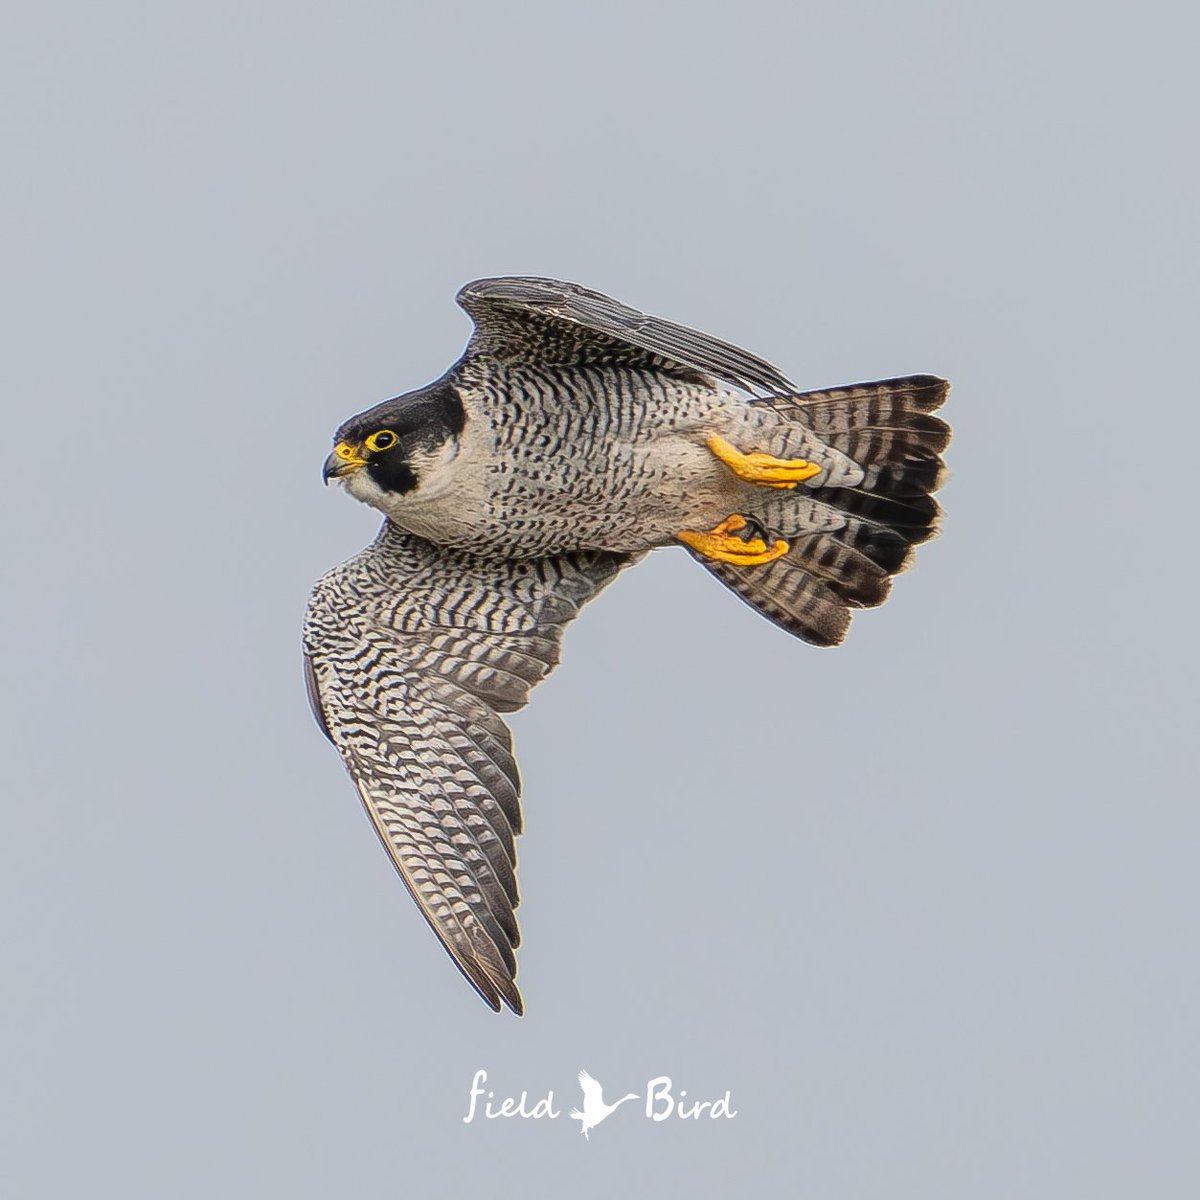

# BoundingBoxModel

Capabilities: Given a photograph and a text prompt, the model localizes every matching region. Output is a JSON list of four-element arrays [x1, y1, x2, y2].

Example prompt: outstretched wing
[[577, 1070, 604, 1105], [304, 523, 629, 1014], [456, 275, 797, 396]]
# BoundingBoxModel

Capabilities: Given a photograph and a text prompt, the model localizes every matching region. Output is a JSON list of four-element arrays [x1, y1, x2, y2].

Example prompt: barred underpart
[[305, 523, 630, 1013], [309, 276, 950, 1011]]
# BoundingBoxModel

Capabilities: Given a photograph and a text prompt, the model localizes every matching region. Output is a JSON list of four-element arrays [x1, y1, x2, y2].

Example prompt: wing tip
[[457, 275, 568, 310], [473, 967, 524, 1016], [456, 946, 525, 1016]]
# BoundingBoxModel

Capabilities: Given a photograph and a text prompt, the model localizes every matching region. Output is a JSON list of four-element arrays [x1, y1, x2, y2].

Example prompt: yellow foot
[[706, 433, 822, 489], [677, 515, 789, 566]]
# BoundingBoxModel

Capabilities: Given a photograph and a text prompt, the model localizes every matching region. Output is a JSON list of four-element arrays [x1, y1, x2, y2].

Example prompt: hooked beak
[[323, 441, 368, 483]]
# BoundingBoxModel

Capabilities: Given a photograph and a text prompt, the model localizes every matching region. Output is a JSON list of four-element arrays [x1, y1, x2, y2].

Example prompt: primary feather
[[307, 277, 949, 1011]]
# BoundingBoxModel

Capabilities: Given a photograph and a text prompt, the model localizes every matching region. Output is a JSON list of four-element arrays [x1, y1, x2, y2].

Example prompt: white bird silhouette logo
[[569, 1070, 640, 1140]]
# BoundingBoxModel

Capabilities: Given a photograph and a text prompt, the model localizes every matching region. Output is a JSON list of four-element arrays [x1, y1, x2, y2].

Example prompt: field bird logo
[[570, 1070, 640, 1140]]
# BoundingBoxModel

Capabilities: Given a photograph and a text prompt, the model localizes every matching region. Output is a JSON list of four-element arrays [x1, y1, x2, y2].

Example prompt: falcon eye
[[365, 429, 397, 452]]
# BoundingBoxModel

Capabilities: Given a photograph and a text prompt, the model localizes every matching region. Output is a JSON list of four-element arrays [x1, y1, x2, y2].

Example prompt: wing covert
[[304, 523, 628, 1013], [456, 275, 797, 396]]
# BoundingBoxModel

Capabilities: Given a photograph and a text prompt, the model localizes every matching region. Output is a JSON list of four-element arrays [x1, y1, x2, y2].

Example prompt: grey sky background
[[2, 2, 1196, 1196]]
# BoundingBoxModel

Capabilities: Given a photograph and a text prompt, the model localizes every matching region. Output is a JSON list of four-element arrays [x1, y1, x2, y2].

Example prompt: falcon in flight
[[305, 277, 949, 1013]]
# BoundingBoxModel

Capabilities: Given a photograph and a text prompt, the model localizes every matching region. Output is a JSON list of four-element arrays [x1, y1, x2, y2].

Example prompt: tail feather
[[807, 485, 941, 540], [707, 556, 852, 647], [775, 374, 950, 497], [830, 515, 916, 575], [699, 376, 949, 646], [779, 374, 949, 425], [788, 532, 893, 609]]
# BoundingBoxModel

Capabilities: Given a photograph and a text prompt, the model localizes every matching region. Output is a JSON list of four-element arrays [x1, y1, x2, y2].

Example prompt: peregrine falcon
[[305, 277, 949, 1013]]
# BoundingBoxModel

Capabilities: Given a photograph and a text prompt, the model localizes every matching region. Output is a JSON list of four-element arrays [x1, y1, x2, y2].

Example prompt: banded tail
[[701, 375, 950, 646]]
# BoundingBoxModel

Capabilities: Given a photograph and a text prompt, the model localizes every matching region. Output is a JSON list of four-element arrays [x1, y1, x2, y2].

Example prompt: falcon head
[[323, 378, 465, 508]]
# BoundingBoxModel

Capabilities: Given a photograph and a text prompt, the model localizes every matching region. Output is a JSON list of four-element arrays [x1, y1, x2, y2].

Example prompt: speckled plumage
[[304, 526, 627, 1013], [305, 277, 950, 1012]]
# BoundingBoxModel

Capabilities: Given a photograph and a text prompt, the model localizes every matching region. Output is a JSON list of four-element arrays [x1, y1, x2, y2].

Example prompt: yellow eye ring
[[365, 429, 398, 452]]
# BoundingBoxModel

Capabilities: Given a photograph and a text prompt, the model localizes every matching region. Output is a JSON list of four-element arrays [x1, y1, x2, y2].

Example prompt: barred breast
[[394, 361, 750, 558]]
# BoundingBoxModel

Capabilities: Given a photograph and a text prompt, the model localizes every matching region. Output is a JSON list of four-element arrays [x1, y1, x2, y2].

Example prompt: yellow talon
[[677, 515, 790, 566], [706, 433, 822, 489]]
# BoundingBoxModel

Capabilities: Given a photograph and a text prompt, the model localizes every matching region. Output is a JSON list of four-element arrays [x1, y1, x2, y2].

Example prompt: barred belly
[[428, 363, 747, 558]]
